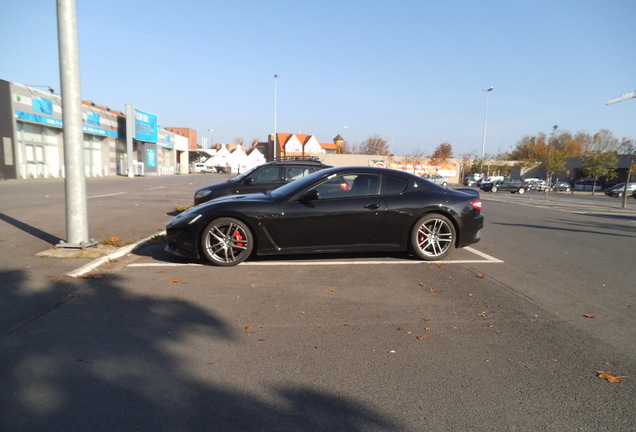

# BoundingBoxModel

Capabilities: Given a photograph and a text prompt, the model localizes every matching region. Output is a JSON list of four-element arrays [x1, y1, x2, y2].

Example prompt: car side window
[[382, 175, 408, 195], [314, 173, 380, 199], [285, 167, 310, 181], [251, 167, 281, 183]]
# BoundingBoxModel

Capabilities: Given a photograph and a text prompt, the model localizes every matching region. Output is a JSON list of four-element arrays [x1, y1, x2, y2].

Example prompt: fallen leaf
[[243, 325, 254, 334], [583, 314, 596, 319], [426, 288, 437, 292], [327, 288, 336, 292], [421, 317, 431, 322], [476, 273, 487, 279], [168, 279, 181, 283], [597, 371, 627, 383], [436, 263, 444, 267], [416, 336, 426, 340]]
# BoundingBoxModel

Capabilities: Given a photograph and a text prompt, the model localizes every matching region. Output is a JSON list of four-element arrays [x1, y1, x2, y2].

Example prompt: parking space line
[[126, 246, 503, 268]]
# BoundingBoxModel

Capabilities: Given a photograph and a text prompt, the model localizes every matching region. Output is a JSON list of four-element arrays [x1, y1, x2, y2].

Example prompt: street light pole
[[274, 74, 278, 160], [481, 86, 494, 159]]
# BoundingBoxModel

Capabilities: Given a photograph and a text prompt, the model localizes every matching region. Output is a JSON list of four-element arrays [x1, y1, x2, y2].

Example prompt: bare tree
[[359, 134, 391, 156], [429, 142, 453, 173], [402, 148, 426, 174]]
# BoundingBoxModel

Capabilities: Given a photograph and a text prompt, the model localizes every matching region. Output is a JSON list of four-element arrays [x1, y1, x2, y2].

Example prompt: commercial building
[[0, 79, 190, 180]]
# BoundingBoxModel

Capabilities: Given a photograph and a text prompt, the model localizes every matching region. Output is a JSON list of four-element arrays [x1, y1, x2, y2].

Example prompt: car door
[[233, 166, 283, 195], [272, 172, 388, 249]]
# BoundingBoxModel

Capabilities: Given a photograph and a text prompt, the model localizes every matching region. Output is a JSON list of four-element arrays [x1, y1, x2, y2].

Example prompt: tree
[[581, 150, 618, 195], [429, 142, 453, 173], [459, 152, 475, 180], [540, 126, 569, 197], [402, 148, 426, 174], [510, 135, 543, 177], [619, 138, 636, 208], [358, 134, 391, 156]]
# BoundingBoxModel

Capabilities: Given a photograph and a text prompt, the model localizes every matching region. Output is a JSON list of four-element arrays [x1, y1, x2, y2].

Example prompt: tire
[[200, 217, 254, 266], [565, 187, 571, 192], [617, 191, 623, 198], [491, 186, 497, 193], [517, 187, 526, 194], [411, 214, 456, 261], [442, 182, 448, 187]]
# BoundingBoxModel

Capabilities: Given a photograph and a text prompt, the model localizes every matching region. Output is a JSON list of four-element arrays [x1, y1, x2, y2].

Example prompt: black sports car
[[165, 167, 484, 266]]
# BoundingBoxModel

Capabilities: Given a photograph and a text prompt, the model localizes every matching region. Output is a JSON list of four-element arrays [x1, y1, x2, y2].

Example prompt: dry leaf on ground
[[597, 371, 627, 383]]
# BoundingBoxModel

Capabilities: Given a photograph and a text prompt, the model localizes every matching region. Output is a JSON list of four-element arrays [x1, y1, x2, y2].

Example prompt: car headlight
[[195, 189, 212, 199], [167, 212, 202, 228]]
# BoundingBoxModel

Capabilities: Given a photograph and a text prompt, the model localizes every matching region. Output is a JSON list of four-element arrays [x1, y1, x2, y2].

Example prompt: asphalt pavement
[[1, 176, 635, 431]]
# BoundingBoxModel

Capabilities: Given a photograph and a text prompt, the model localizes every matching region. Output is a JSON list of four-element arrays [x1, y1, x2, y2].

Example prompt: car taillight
[[470, 199, 482, 210]]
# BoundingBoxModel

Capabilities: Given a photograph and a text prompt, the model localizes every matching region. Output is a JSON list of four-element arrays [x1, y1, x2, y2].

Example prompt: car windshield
[[231, 165, 261, 182]]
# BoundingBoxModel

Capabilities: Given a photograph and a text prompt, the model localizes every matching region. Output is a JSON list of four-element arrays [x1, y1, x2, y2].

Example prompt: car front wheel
[[491, 186, 497, 193], [411, 214, 456, 261], [517, 187, 526, 194], [201, 217, 254, 266]]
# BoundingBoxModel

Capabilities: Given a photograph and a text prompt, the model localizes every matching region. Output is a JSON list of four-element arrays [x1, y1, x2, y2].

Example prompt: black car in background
[[482, 178, 526, 194], [194, 159, 332, 205], [604, 182, 636, 198], [551, 181, 572, 192], [167, 166, 484, 266]]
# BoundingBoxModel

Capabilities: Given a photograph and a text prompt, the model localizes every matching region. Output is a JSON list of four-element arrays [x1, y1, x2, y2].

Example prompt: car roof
[[265, 159, 331, 166]]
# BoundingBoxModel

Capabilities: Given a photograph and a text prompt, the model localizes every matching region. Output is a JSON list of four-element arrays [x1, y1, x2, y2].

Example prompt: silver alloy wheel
[[201, 217, 253, 266], [411, 214, 456, 260]]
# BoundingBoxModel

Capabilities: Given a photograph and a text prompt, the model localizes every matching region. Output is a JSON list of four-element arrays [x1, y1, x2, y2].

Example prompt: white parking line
[[88, 191, 128, 199], [126, 246, 503, 267]]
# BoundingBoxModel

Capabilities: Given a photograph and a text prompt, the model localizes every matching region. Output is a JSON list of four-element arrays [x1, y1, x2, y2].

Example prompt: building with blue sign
[[0, 79, 189, 180]]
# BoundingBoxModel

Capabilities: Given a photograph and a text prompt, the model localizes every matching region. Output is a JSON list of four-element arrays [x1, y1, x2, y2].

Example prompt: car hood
[[197, 191, 273, 207]]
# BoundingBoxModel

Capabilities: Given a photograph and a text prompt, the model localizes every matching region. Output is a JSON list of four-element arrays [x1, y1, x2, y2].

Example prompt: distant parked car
[[527, 180, 548, 191], [482, 178, 526, 194], [463, 174, 482, 186], [189, 163, 210, 174], [551, 181, 572, 192], [604, 182, 636, 198], [479, 176, 505, 190], [575, 178, 602, 191], [422, 174, 448, 187]]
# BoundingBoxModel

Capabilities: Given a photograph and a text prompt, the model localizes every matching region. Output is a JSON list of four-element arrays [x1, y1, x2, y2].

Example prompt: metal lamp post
[[274, 74, 278, 160], [480, 86, 494, 159]]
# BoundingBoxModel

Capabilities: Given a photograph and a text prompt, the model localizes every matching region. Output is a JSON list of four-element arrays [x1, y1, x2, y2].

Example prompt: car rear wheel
[[201, 217, 253, 266], [617, 191, 623, 198], [517, 187, 526, 194], [491, 186, 497, 193], [411, 214, 456, 261]]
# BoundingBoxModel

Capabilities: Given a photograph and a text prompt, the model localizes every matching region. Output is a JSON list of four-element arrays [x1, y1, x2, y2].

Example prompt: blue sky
[[1, 1, 634, 157]]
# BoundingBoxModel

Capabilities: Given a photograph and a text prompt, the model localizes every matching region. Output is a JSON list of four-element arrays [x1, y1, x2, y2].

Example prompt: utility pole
[[606, 91, 635, 209], [543, 125, 558, 199], [56, 0, 94, 249]]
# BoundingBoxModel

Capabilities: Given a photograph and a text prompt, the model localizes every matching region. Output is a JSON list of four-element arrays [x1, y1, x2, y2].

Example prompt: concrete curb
[[66, 230, 166, 278]]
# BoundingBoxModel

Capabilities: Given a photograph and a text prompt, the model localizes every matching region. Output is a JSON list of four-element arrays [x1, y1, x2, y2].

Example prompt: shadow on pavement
[[0, 212, 62, 245], [0, 270, 401, 432]]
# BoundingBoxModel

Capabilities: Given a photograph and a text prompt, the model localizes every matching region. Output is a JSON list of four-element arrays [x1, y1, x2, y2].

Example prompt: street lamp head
[[484, 86, 494, 92]]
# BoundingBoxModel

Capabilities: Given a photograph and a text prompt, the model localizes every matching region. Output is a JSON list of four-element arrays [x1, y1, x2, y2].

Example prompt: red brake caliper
[[233, 229, 244, 247]]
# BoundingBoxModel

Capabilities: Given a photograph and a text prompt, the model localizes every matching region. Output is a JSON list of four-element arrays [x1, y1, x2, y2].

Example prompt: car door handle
[[364, 203, 380, 210]]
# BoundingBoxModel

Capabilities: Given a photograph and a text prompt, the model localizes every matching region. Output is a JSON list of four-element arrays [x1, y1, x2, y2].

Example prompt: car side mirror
[[299, 189, 320, 201], [246, 177, 254, 184]]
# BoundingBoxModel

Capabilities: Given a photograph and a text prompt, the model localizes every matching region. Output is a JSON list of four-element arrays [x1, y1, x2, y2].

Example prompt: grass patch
[[175, 204, 192, 214]]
